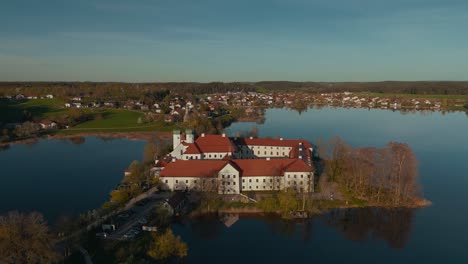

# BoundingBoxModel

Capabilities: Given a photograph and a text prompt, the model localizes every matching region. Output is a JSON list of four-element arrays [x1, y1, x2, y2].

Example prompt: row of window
[[184, 153, 228, 159], [221, 174, 236, 179], [242, 178, 280, 183], [248, 146, 289, 150], [242, 185, 275, 190], [287, 174, 310, 179], [165, 178, 310, 185]]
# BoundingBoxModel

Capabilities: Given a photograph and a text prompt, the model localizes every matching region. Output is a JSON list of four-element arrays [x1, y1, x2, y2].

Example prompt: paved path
[[78, 246, 93, 264], [108, 192, 170, 240]]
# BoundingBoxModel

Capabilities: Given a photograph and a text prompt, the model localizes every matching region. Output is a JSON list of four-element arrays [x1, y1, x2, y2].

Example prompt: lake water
[[1, 107, 467, 263], [0, 137, 146, 221], [172, 107, 468, 263]]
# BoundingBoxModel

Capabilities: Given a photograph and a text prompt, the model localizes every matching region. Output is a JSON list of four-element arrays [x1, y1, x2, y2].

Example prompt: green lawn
[[357, 92, 468, 100], [60, 109, 176, 134], [0, 98, 67, 123]]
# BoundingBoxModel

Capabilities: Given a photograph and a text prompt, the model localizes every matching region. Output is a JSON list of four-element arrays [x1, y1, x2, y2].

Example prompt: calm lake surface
[[0, 137, 146, 221], [1, 107, 467, 263], [173, 107, 468, 263]]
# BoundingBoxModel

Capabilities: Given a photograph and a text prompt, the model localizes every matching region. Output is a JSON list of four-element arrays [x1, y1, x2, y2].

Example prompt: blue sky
[[1, 0, 467, 82]]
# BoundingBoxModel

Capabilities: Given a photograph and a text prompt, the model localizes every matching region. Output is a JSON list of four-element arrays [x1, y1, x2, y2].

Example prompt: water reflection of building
[[219, 213, 239, 228]]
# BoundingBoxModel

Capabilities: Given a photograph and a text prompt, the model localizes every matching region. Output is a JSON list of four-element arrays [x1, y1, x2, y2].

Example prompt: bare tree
[[0, 211, 58, 264]]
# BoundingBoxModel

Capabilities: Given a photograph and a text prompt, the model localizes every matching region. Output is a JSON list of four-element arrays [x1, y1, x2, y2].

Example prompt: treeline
[[317, 137, 423, 206], [1, 81, 468, 98], [257, 81, 468, 95], [0, 82, 255, 99]]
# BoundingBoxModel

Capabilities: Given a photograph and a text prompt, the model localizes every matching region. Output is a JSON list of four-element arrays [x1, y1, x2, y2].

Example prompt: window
[[300, 181, 303, 185], [256, 179, 259, 183], [263, 179, 266, 182], [233, 175, 236, 178], [294, 181, 297, 185], [270, 179, 273, 182], [270, 152, 273, 155], [222, 175, 225, 178], [288, 175, 290, 178], [249, 186, 252, 189], [263, 186, 266, 189], [249, 179, 252, 182], [227, 175, 230, 178], [209, 154, 211, 158], [243, 186, 245, 189], [294, 175, 297, 178], [165, 180, 168, 183], [176, 180, 178, 183], [277, 152, 279, 155], [301, 175, 303, 178], [256, 186, 259, 189], [277, 179, 280, 182], [227, 182, 230, 185], [242, 179, 245, 183], [194, 180, 197, 184], [264, 151, 266, 155], [233, 182, 236, 185], [186, 180, 188, 183]]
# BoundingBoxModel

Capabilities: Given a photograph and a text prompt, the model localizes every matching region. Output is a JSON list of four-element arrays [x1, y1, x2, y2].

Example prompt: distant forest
[[0, 81, 468, 96]]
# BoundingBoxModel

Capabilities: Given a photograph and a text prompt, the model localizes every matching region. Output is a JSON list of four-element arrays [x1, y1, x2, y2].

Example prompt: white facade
[[218, 163, 240, 194], [160, 170, 313, 194], [238, 145, 292, 158]]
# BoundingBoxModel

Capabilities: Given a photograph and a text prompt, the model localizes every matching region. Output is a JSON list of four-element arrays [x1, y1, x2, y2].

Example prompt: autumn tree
[[0, 211, 58, 264], [143, 141, 156, 163], [147, 229, 188, 261]]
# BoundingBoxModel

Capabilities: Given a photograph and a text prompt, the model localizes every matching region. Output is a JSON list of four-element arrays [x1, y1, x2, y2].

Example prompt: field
[[59, 109, 176, 134], [0, 98, 67, 123]]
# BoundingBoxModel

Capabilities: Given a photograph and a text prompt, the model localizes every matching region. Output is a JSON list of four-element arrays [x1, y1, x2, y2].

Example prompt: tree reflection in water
[[323, 208, 415, 249]]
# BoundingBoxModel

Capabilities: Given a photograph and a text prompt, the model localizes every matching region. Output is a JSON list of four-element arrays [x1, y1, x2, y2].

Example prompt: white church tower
[[173, 129, 181, 150], [185, 129, 194, 143]]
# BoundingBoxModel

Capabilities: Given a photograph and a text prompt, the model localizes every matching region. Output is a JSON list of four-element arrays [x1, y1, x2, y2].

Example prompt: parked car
[[96, 232, 108, 238]]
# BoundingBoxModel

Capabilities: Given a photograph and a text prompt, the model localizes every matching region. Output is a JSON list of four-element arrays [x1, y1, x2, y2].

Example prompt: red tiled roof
[[234, 137, 313, 149], [233, 159, 297, 176], [160, 158, 313, 178], [182, 143, 202, 154], [160, 160, 226, 178], [284, 159, 313, 172], [195, 134, 236, 153]]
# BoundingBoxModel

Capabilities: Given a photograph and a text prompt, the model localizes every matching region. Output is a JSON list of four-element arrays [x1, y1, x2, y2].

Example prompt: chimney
[[201, 133, 205, 137], [299, 155, 303, 159], [222, 133, 226, 137], [299, 142, 302, 145], [266, 157, 270, 161], [280, 137, 283, 141], [172, 158, 176, 162], [249, 136, 253, 139]]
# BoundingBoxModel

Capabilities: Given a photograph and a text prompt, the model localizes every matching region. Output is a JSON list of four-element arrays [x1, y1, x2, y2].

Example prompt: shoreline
[[0, 131, 172, 147], [188, 198, 432, 218]]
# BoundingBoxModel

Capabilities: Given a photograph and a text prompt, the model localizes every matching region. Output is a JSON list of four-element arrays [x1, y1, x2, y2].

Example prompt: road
[[107, 192, 171, 240]]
